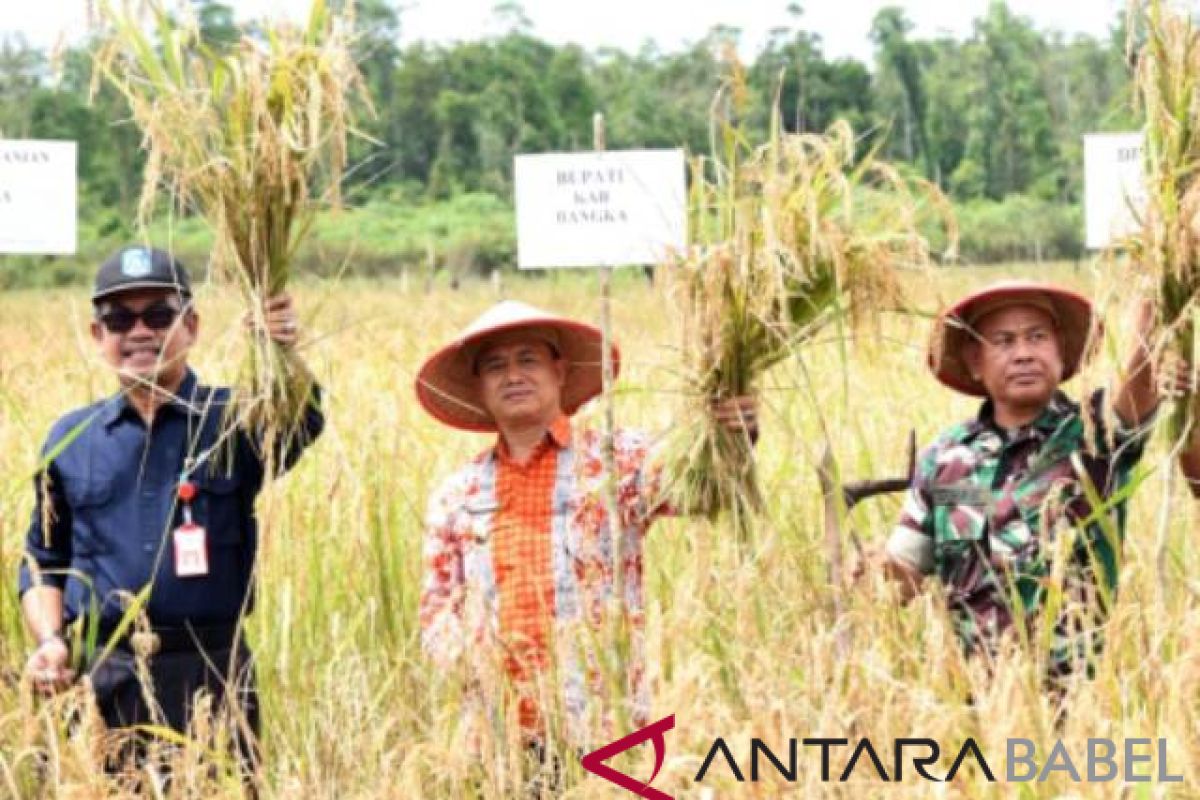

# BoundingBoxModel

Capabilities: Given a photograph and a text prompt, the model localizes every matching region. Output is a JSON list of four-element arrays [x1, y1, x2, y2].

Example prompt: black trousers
[[88, 638, 261, 779]]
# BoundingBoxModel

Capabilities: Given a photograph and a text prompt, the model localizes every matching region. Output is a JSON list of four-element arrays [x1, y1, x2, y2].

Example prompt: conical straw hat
[[928, 280, 1099, 396], [415, 300, 620, 432]]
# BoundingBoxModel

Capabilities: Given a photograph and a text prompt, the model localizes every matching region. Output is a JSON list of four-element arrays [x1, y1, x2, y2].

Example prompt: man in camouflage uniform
[[878, 281, 1162, 681]]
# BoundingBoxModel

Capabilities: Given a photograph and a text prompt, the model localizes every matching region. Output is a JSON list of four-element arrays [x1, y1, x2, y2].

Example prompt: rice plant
[[2, 267, 1197, 799], [1126, 0, 1200, 443], [660, 59, 954, 539], [91, 0, 370, 454]]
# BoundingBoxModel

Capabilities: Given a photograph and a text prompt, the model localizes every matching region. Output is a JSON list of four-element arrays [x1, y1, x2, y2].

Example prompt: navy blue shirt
[[18, 369, 324, 630]]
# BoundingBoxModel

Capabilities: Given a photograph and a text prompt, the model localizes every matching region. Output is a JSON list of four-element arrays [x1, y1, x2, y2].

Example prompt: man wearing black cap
[[17, 245, 323, 779]]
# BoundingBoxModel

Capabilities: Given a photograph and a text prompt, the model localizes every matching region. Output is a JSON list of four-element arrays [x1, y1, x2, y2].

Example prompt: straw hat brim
[[928, 282, 1100, 397], [415, 316, 620, 432]]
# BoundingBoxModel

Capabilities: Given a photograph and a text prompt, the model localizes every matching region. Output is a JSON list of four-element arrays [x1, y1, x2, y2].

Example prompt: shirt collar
[[968, 390, 1075, 443], [547, 415, 572, 448], [495, 415, 572, 463], [102, 368, 202, 429]]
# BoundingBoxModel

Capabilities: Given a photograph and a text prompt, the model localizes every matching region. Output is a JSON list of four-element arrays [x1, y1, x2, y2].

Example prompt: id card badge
[[173, 522, 210, 577]]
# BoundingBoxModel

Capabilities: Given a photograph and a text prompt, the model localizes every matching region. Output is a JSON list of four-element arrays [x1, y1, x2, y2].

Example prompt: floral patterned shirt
[[418, 419, 671, 743]]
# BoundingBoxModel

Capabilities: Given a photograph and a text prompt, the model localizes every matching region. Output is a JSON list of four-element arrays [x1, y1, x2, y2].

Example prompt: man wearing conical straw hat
[[415, 300, 756, 753], [870, 280, 1182, 686]]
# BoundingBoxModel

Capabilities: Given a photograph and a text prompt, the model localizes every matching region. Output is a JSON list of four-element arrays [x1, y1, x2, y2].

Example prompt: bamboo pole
[[595, 112, 632, 731], [594, 112, 623, 610]]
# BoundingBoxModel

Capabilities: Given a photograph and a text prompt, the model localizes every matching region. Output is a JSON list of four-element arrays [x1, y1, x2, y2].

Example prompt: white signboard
[[514, 149, 686, 268], [0, 139, 77, 255], [1084, 132, 1146, 250]]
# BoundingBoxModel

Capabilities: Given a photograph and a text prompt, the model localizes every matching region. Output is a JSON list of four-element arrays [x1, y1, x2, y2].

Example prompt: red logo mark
[[581, 714, 676, 800]]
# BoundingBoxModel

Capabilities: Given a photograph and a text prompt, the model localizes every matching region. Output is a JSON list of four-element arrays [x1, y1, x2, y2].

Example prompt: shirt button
[[142, 543, 155, 553]]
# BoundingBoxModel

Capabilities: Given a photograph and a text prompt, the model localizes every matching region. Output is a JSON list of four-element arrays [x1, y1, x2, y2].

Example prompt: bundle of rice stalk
[[1126, 0, 1200, 442], [661, 63, 953, 538], [92, 0, 368, 453]]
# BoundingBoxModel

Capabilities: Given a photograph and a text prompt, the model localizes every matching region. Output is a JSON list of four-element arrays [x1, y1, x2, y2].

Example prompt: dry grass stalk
[[1126, 0, 1200, 441], [661, 58, 954, 539], [92, 0, 371, 452]]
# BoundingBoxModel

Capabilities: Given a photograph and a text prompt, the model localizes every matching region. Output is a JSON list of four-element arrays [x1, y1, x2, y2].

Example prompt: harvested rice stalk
[[662, 63, 953, 538], [1126, 0, 1200, 442], [92, 0, 369, 455]]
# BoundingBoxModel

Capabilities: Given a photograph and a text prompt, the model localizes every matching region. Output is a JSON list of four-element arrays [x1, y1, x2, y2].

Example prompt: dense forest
[[0, 0, 1142, 285]]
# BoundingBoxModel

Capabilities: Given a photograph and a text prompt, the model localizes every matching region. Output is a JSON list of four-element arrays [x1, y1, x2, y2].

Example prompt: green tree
[[591, 38, 720, 155], [754, 31, 872, 134], [346, 0, 403, 193], [871, 7, 934, 180], [0, 36, 44, 138], [919, 37, 973, 188], [955, 1, 1060, 199]]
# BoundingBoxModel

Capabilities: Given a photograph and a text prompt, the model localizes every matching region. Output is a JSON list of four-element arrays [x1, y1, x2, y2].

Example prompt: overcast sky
[[6, 0, 1126, 63]]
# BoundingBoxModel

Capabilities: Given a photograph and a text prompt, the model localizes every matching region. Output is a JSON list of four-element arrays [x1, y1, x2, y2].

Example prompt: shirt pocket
[[64, 475, 116, 556], [192, 473, 243, 546], [929, 484, 991, 590], [464, 499, 498, 543], [458, 505, 498, 599], [930, 483, 990, 543]]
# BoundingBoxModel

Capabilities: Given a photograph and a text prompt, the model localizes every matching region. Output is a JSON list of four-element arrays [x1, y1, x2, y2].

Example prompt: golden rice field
[[1, 261, 1198, 799]]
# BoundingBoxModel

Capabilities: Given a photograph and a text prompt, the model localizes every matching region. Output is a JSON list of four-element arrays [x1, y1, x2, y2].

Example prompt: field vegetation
[[1, 263, 1197, 798]]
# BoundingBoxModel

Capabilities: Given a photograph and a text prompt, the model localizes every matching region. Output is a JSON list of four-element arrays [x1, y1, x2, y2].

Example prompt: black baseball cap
[[92, 246, 192, 303]]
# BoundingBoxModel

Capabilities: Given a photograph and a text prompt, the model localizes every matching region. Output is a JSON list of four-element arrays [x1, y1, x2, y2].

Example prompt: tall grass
[[1, 264, 1198, 797]]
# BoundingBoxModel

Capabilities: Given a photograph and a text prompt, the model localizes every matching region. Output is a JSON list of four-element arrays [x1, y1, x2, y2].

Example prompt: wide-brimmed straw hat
[[415, 300, 620, 432], [928, 280, 1099, 397]]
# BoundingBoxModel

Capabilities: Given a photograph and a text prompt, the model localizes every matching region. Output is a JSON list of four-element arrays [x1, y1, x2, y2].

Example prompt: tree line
[[0, 0, 1141, 281]]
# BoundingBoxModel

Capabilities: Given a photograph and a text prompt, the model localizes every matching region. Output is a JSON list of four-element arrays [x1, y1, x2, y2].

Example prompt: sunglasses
[[97, 303, 185, 334]]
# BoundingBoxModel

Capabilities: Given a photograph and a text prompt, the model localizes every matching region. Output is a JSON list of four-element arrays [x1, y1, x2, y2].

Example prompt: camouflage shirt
[[886, 390, 1150, 676]]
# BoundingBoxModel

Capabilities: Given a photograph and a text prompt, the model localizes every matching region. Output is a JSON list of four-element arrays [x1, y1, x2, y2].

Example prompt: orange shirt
[[491, 416, 571, 732]]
